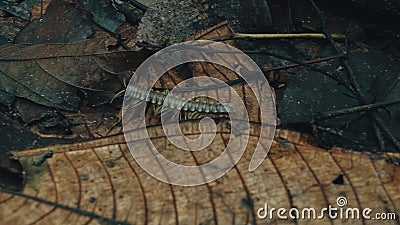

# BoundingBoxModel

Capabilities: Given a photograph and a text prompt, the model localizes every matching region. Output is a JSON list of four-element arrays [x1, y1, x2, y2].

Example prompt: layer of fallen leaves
[[0, 1, 400, 225], [0, 0, 141, 141]]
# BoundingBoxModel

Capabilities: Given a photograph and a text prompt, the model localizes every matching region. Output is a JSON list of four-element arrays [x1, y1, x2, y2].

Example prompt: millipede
[[125, 86, 234, 114]]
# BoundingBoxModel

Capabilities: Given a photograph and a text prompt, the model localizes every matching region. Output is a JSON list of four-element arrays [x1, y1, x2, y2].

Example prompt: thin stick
[[256, 50, 355, 94], [372, 112, 400, 149], [171, 52, 345, 92], [380, 77, 400, 101], [262, 53, 344, 73], [371, 120, 385, 152], [233, 33, 346, 40], [315, 99, 400, 120]]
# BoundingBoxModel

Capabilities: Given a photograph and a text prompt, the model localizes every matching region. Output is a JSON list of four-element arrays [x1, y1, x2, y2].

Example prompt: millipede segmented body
[[128, 86, 233, 114]]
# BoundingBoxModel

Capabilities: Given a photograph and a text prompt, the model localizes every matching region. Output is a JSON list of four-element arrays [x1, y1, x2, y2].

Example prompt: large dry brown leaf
[[1, 122, 399, 225]]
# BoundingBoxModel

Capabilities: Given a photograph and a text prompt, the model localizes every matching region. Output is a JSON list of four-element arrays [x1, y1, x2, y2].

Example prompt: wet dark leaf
[[279, 52, 400, 151], [0, 0, 39, 20], [14, 98, 59, 124], [0, 89, 15, 106], [78, 0, 126, 32], [0, 38, 154, 111], [15, 0, 93, 44], [0, 112, 76, 153]]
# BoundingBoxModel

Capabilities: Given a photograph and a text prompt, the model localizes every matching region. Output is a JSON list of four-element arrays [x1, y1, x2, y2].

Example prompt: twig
[[315, 99, 400, 120], [170, 52, 346, 92], [212, 33, 345, 42], [262, 53, 344, 73], [372, 112, 400, 149], [255, 50, 355, 94], [234, 33, 346, 40], [371, 120, 385, 152], [380, 77, 400, 101], [308, 0, 363, 98]]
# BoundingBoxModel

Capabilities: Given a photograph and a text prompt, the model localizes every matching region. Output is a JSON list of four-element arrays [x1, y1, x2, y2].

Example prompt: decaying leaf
[[0, 0, 39, 20], [1, 123, 399, 225], [0, 38, 152, 111], [15, 0, 93, 44]]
